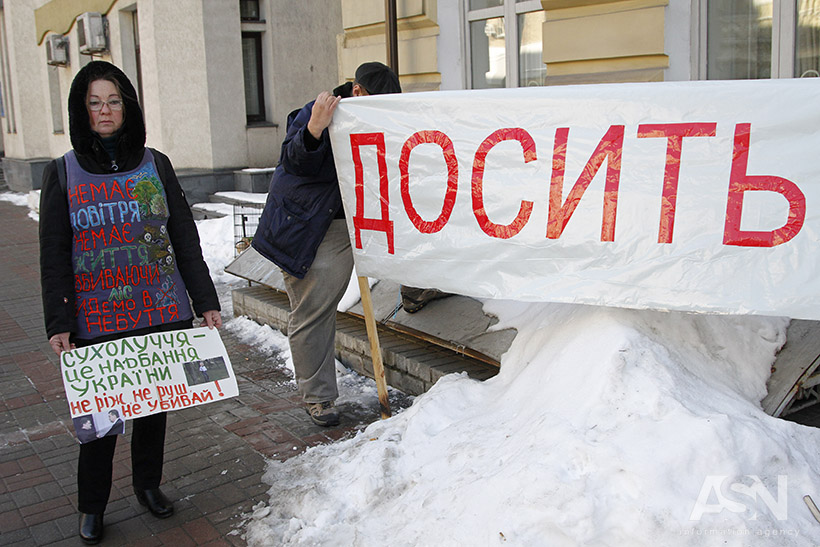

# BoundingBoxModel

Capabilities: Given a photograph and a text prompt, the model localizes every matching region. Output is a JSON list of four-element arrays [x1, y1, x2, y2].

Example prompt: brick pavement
[[0, 197, 391, 545]]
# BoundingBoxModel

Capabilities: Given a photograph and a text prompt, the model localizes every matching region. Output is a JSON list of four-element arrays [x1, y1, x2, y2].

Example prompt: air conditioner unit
[[76, 12, 107, 54], [45, 35, 69, 66]]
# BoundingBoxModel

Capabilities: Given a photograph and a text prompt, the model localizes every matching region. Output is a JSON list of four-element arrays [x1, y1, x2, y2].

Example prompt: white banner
[[61, 327, 237, 442], [328, 79, 820, 319]]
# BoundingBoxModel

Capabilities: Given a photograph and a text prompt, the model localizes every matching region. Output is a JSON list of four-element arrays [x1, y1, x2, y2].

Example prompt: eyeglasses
[[87, 98, 124, 111]]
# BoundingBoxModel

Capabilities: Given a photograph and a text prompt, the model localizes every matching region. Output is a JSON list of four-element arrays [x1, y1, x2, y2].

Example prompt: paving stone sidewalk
[[0, 198, 392, 546]]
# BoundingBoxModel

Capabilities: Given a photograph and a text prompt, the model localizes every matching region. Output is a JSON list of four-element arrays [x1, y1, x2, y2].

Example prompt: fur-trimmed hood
[[68, 61, 145, 158]]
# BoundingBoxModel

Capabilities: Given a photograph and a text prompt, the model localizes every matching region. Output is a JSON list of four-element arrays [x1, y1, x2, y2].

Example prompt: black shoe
[[134, 487, 175, 518], [79, 512, 103, 545], [305, 401, 341, 427]]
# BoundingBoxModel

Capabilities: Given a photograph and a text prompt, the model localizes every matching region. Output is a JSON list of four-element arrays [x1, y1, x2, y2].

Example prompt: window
[[466, 0, 546, 88], [703, 0, 820, 79], [242, 32, 265, 122], [240, 1, 266, 124], [795, 0, 820, 77], [240, 0, 261, 21]]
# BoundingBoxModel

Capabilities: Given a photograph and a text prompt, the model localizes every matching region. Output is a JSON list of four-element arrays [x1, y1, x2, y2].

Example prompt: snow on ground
[[240, 302, 820, 546], [11, 189, 820, 545], [192, 210, 820, 545], [1, 190, 39, 221], [213, 190, 269, 204], [0, 191, 30, 208], [115, 198, 820, 546]]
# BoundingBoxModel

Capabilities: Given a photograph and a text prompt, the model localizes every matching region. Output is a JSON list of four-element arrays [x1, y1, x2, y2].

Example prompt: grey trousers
[[282, 219, 354, 403]]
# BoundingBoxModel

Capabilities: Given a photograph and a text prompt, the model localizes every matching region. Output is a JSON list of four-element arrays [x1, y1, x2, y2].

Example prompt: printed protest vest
[[66, 149, 193, 339]]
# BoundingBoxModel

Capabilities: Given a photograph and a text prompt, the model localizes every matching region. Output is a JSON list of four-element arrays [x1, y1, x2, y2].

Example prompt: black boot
[[78, 512, 103, 544], [134, 487, 174, 518]]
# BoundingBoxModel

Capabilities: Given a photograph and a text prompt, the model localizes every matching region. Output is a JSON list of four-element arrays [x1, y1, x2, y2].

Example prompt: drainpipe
[[385, 0, 398, 74]]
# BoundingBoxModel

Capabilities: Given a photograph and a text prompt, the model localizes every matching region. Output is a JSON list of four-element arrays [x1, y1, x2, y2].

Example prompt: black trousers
[[73, 319, 190, 514], [77, 411, 167, 514]]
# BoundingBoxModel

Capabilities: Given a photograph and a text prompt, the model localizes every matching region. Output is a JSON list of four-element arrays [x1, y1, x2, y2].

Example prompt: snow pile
[[195, 213, 243, 286], [245, 302, 820, 546], [7, 187, 819, 545], [0, 191, 39, 221]]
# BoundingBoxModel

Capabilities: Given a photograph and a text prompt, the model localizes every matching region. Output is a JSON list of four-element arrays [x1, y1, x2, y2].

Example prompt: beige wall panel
[[246, 126, 280, 168], [399, 72, 441, 92], [340, 40, 389, 79], [268, 0, 343, 129], [542, 0, 632, 8], [547, 54, 668, 76], [136, 1, 162, 154], [543, 0, 667, 18], [545, 67, 665, 84], [201, 0, 248, 169], [4, 0, 51, 160], [342, 0, 426, 30], [339, 0, 440, 92], [342, 32, 438, 74], [543, 5, 666, 63], [139, 1, 214, 169], [34, 0, 117, 43]]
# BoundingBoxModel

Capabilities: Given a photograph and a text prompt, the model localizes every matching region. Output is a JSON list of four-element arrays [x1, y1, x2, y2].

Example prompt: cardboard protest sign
[[328, 79, 820, 319], [61, 327, 236, 442]]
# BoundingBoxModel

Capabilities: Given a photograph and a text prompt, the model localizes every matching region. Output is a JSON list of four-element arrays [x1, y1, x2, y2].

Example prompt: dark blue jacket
[[252, 100, 346, 278]]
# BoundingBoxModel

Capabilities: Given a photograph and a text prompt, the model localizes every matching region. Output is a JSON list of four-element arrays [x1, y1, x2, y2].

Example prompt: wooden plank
[[224, 246, 286, 291], [358, 276, 391, 419]]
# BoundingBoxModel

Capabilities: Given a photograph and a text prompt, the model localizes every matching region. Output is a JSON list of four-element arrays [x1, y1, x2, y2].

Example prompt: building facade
[[1, 0, 343, 201], [2, 0, 818, 197], [341, 0, 819, 89]]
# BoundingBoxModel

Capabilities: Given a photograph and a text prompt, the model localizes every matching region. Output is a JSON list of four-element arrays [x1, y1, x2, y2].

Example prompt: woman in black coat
[[39, 61, 222, 545]]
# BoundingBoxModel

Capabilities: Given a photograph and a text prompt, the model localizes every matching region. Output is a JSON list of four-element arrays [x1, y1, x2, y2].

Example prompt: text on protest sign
[[61, 327, 237, 441], [328, 79, 820, 319]]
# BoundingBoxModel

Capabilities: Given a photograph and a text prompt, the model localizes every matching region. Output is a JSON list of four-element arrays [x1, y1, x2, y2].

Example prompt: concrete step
[[191, 203, 230, 220], [191, 192, 266, 222], [232, 285, 499, 396]]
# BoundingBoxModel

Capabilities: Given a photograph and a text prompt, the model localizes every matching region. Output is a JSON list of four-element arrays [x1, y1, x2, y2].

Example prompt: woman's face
[[87, 79, 124, 138]]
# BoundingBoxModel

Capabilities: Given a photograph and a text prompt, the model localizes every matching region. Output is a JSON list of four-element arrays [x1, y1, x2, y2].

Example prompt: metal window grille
[[233, 202, 264, 256]]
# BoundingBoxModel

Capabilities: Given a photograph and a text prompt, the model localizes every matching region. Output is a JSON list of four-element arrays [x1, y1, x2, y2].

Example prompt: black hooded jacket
[[39, 61, 219, 340]]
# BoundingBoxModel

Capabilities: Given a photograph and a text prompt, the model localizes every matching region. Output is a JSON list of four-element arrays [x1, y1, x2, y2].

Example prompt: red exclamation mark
[[215, 380, 224, 397]]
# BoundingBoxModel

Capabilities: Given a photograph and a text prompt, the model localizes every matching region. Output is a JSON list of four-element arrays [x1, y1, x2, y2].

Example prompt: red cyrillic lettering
[[637, 122, 717, 243], [471, 128, 536, 239], [723, 123, 806, 247], [70, 399, 92, 414], [547, 125, 625, 241], [400, 131, 458, 234], [350, 133, 395, 253]]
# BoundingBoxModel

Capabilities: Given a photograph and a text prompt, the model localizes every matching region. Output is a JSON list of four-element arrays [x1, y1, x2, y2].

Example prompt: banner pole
[[357, 275, 392, 419]]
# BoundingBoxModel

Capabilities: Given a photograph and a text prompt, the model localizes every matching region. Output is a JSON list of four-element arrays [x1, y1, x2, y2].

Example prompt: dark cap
[[354, 62, 401, 95]]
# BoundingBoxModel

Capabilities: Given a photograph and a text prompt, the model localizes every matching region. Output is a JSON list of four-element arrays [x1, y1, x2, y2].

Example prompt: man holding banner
[[253, 62, 401, 427]]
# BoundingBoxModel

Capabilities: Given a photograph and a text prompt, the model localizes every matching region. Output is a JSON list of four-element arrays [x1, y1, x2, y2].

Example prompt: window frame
[[696, 0, 804, 80], [464, 0, 545, 88], [241, 31, 266, 124], [240, 0, 262, 22]]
